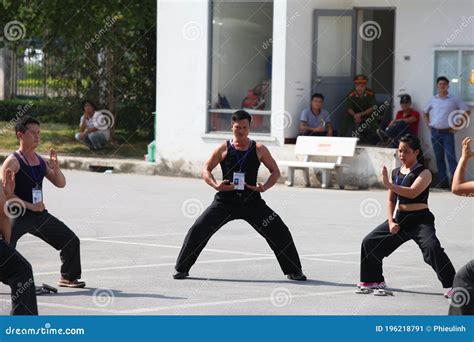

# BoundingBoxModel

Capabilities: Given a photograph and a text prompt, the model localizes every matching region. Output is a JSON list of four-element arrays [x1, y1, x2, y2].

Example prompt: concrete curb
[[0, 152, 165, 176]]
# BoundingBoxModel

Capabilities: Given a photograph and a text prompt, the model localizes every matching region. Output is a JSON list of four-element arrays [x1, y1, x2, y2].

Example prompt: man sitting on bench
[[299, 93, 334, 137]]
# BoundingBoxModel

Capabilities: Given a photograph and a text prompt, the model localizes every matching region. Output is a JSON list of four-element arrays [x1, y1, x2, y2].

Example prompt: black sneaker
[[287, 273, 307, 281], [173, 271, 189, 279]]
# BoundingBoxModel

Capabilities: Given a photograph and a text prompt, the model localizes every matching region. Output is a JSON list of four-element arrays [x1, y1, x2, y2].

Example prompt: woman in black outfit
[[358, 134, 456, 296]]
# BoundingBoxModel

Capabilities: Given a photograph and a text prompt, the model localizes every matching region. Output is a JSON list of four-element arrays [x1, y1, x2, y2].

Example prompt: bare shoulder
[[255, 142, 267, 151], [217, 142, 227, 152], [420, 169, 432, 177], [255, 142, 271, 159], [2, 154, 20, 172], [211, 142, 228, 162]]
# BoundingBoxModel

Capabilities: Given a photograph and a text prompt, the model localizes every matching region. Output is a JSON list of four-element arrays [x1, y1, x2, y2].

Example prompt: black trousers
[[449, 260, 474, 315], [360, 209, 455, 288], [11, 210, 82, 281], [0, 240, 38, 315], [175, 197, 303, 275]]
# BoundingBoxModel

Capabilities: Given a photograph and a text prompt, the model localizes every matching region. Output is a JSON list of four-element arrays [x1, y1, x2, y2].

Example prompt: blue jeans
[[431, 128, 457, 184]]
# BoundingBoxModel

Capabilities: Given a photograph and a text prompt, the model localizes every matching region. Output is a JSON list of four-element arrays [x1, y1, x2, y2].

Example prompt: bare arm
[[327, 123, 334, 136], [388, 169, 432, 199], [201, 143, 233, 191], [299, 121, 325, 133], [452, 137, 474, 196], [246, 144, 280, 193], [1, 156, 44, 212], [387, 188, 397, 224], [400, 116, 417, 124], [0, 185, 11, 243], [44, 149, 66, 188], [1, 156, 19, 200], [79, 116, 87, 132]]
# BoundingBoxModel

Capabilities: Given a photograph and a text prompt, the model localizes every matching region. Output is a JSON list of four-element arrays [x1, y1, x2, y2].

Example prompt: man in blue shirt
[[424, 76, 470, 188], [299, 93, 333, 136]]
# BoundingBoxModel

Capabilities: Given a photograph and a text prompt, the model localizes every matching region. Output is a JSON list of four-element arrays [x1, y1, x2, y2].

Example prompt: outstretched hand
[[46, 149, 60, 170], [381, 166, 390, 189], [461, 137, 474, 160], [3, 168, 15, 196]]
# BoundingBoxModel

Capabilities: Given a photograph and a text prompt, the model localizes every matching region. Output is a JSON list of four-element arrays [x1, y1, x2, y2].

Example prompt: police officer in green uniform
[[343, 75, 379, 144]]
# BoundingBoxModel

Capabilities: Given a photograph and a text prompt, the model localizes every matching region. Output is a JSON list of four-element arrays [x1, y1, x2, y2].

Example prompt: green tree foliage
[[0, 0, 156, 137]]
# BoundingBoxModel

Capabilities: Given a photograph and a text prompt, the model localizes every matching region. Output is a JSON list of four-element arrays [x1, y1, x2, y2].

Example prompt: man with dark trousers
[[1, 116, 86, 289], [424, 76, 470, 188], [0, 168, 38, 315], [174, 110, 306, 281]]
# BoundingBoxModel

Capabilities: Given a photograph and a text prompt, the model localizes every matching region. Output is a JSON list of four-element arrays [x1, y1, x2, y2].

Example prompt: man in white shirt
[[424, 76, 470, 188]]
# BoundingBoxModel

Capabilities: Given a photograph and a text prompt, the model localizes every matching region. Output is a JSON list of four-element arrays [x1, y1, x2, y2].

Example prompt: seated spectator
[[343, 75, 379, 145], [377, 94, 420, 148], [75, 100, 110, 151], [299, 93, 333, 136]]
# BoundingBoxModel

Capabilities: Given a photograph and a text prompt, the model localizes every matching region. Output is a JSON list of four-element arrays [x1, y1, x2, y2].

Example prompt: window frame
[[433, 46, 474, 106], [206, 0, 274, 135]]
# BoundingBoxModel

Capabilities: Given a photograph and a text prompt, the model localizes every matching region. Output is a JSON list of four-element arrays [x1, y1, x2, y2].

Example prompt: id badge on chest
[[32, 186, 43, 204], [233, 172, 245, 191]]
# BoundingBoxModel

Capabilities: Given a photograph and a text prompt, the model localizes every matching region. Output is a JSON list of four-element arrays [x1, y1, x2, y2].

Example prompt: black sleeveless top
[[215, 140, 261, 202], [13, 152, 46, 203], [391, 164, 430, 204]]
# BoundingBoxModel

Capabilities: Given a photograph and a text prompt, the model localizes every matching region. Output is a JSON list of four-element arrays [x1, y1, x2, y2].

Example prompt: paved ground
[[0, 170, 472, 315]]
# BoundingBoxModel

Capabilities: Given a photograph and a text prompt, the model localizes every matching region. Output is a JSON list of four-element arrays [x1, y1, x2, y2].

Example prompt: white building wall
[[156, 0, 474, 185], [284, 0, 474, 178]]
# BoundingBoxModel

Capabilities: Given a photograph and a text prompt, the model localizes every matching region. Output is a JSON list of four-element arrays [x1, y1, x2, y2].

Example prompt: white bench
[[278, 136, 358, 189]]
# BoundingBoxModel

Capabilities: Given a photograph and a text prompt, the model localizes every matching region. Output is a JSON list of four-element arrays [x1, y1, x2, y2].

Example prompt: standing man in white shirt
[[424, 76, 470, 188]]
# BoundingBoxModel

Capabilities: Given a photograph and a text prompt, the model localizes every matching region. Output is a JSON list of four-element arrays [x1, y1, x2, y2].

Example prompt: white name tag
[[233, 172, 245, 191], [32, 188, 43, 204]]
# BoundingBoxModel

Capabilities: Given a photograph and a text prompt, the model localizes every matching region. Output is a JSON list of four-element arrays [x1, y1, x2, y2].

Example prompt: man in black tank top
[[0, 169, 38, 314], [1, 116, 85, 289], [174, 110, 306, 280]]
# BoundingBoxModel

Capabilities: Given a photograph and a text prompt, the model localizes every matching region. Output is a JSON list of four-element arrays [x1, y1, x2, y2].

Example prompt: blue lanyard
[[395, 163, 421, 187], [230, 139, 253, 172], [19, 151, 42, 184]]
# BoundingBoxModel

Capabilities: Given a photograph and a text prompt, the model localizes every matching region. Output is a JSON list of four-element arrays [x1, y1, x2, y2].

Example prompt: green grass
[[0, 121, 151, 159]]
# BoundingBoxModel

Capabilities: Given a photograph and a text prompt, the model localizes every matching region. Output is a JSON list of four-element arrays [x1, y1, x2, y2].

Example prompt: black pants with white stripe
[[11, 210, 82, 282]]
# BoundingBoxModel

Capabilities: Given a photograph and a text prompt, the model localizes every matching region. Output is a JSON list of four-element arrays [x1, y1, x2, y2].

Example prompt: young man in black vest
[[1, 116, 85, 288], [174, 110, 306, 281]]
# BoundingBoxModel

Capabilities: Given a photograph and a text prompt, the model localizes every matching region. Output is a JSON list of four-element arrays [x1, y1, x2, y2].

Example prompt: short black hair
[[436, 76, 449, 84], [232, 110, 252, 124], [82, 99, 97, 110], [15, 116, 40, 134], [311, 93, 324, 101]]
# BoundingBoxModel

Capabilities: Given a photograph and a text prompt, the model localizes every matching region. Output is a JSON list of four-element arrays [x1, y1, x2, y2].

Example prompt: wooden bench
[[278, 136, 358, 189]]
